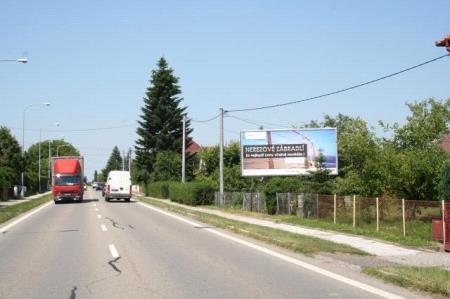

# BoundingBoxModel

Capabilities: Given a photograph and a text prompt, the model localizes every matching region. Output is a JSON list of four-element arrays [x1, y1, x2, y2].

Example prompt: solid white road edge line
[[109, 244, 120, 258], [101, 224, 107, 231], [136, 201, 404, 299], [97, 214, 102, 219], [0, 201, 53, 233]]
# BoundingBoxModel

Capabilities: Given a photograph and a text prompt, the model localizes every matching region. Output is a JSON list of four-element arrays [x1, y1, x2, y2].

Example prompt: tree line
[[0, 130, 79, 199], [131, 57, 450, 201], [3, 57, 448, 202]]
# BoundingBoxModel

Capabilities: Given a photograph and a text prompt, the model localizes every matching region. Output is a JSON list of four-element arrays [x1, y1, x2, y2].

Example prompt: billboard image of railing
[[240, 128, 338, 176]]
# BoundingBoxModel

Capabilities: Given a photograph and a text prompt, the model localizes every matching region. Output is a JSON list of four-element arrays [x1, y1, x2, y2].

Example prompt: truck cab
[[52, 156, 84, 204]]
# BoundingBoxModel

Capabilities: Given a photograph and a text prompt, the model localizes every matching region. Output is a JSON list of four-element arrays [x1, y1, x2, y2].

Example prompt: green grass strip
[[206, 206, 436, 248], [0, 194, 52, 225], [363, 266, 450, 296], [136, 195, 367, 256]]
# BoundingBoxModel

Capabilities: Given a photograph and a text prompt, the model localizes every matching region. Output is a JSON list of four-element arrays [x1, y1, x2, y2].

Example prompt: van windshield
[[55, 175, 81, 186]]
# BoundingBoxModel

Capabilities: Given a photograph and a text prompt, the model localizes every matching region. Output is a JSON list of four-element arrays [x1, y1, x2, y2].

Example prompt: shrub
[[146, 181, 172, 199], [152, 151, 181, 182], [438, 160, 450, 201], [169, 181, 215, 206], [263, 177, 304, 214]]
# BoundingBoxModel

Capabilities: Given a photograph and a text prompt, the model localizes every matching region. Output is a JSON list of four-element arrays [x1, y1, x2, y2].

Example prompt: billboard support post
[[219, 108, 224, 203]]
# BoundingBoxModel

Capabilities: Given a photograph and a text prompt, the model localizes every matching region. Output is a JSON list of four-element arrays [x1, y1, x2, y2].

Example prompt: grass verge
[[363, 266, 450, 297], [0, 194, 52, 225], [136, 195, 367, 256], [205, 206, 436, 248]]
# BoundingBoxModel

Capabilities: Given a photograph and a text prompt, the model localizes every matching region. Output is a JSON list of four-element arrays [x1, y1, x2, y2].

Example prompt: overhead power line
[[225, 54, 450, 113], [194, 119, 240, 136], [5, 123, 136, 133], [228, 115, 293, 129], [190, 113, 221, 123], [44, 124, 136, 132]]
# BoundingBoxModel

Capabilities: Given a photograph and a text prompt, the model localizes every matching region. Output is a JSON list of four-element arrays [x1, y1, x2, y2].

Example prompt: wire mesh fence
[[212, 190, 445, 240], [214, 192, 267, 213], [275, 192, 445, 239], [275, 193, 318, 218]]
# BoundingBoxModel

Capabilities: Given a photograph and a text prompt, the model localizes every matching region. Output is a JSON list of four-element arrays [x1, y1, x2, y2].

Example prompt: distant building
[[186, 140, 202, 154], [440, 133, 450, 154]]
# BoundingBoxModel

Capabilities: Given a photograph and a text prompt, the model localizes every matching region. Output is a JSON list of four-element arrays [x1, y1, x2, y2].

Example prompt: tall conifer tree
[[102, 146, 123, 179], [135, 57, 193, 181]]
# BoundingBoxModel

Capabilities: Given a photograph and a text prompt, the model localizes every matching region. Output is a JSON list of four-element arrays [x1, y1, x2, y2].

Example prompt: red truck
[[51, 156, 84, 204]]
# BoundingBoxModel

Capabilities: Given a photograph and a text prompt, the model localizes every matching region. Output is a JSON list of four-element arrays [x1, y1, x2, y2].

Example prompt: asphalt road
[[0, 188, 420, 298]]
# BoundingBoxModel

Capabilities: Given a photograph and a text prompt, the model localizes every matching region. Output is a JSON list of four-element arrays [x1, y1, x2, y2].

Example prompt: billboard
[[240, 128, 338, 176]]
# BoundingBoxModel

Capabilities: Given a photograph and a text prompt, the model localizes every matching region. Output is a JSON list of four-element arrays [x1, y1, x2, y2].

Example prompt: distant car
[[95, 183, 105, 191], [105, 171, 131, 202], [92, 182, 98, 189]]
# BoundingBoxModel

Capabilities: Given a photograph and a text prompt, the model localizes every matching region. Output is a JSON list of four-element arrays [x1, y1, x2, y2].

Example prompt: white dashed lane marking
[[109, 244, 120, 258]]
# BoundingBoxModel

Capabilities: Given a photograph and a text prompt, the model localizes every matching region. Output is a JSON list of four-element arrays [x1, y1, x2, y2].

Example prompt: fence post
[[352, 194, 356, 228], [442, 200, 446, 245], [333, 194, 336, 224], [287, 193, 291, 215], [316, 193, 319, 219], [256, 193, 260, 213], [376, 197, 379, 232], [276, 193, 279, 215], [402, 198, 406, 238]]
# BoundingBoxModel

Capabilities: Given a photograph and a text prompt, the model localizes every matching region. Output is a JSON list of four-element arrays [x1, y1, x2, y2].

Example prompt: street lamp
[[21, 102, 51, 197], [39, 122, 59, 193], [0, 58, 28, 63]]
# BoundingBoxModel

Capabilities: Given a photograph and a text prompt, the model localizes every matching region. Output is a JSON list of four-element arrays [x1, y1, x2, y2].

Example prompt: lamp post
[[40, 122, 59, 193], [0, 58, 28, 63], [21, 102, 51, 197]]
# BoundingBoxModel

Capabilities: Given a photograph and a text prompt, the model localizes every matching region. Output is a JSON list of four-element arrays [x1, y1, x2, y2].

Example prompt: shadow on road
[[55, 198, 99, 204], [104, 200, 136, 204]]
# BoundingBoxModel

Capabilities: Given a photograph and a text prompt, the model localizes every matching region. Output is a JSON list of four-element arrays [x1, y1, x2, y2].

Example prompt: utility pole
[[38, 129, 41, 193], [122, 151, 125, 170], [182, 115, 186, 183], [48, 140, 51, 190], [128, 148, 132, 172], [219, 108, 224, 203]]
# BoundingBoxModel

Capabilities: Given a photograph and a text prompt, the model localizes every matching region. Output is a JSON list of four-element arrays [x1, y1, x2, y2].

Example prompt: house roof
[[187, 140, 202, 153], [440, 133, 450, 154]]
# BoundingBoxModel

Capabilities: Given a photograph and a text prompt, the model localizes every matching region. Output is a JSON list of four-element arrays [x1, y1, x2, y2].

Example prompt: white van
[[105, 171, 131, 202]]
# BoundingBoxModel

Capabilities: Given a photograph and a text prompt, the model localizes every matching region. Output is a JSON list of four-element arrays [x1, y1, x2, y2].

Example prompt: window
[[54, 175, 81, 186]]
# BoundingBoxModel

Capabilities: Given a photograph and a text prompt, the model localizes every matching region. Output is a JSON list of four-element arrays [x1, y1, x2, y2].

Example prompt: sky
[[1, 0, 449, 180]]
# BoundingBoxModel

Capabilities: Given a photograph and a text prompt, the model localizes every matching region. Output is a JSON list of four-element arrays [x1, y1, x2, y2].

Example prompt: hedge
[[263, 177, 304, 214], [169, 181, 215, 206], [146, 181, 172, 199]]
